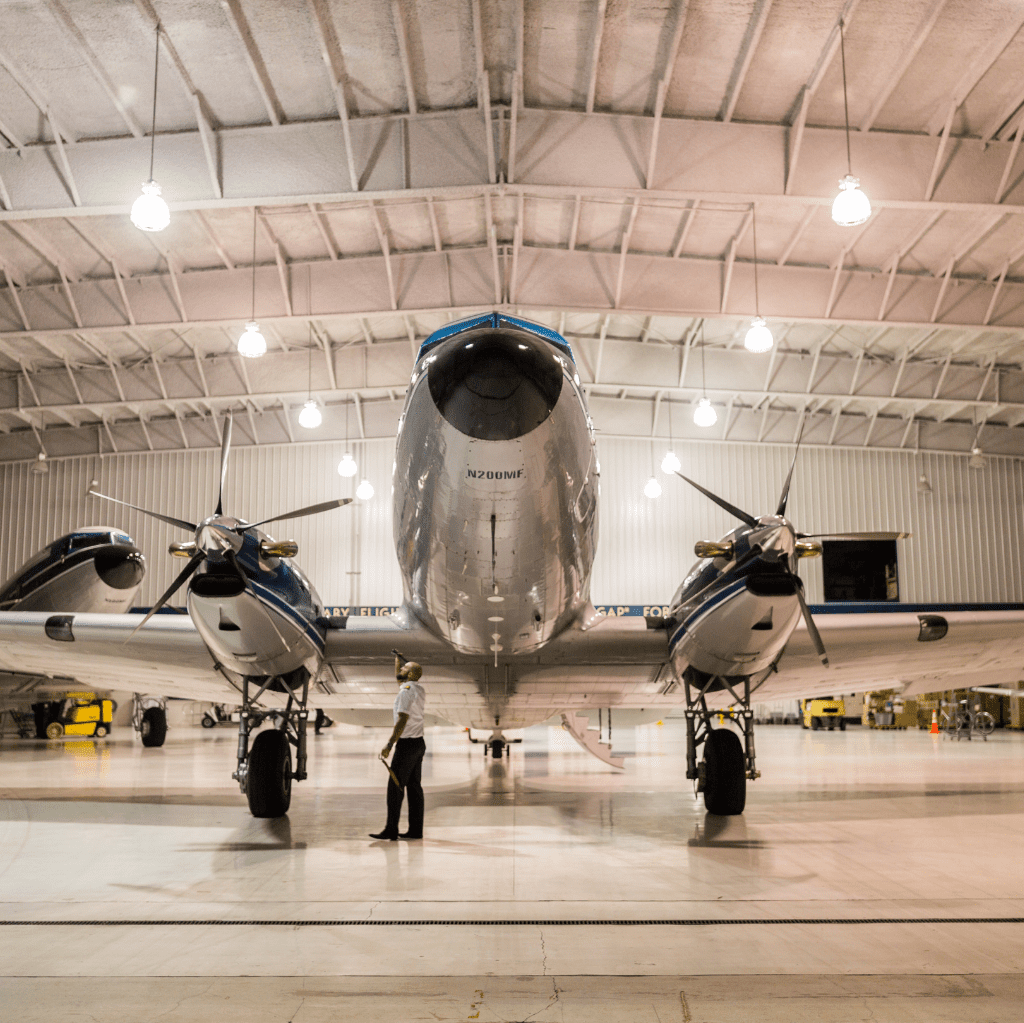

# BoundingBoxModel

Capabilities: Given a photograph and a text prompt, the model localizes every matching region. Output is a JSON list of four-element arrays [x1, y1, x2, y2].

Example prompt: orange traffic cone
[[930, 709, 939, 734]]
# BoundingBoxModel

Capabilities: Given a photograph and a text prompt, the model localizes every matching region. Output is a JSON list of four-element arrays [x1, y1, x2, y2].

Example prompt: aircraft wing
[[749, 608, 1024, 703], [0, 611, 232, 703]]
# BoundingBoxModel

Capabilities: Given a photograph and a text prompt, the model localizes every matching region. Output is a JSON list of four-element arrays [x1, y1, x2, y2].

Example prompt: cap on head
[[401, 661, 423, 681]]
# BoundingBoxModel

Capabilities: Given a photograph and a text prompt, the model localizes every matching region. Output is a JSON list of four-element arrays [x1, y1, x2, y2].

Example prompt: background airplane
[[0, 527, 146, 735], [1, 313, 1023, 819]]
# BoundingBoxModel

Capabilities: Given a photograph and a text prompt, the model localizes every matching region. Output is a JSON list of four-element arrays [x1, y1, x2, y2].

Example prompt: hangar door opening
[[822, 540, 899, 602]]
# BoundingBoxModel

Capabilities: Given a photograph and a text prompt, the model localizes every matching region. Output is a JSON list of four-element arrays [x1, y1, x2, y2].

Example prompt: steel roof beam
[[4, 108, 1024, 222]]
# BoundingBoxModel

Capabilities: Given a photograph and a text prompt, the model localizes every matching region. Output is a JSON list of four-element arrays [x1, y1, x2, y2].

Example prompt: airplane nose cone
[[96, 547, 146, 589], [427, 329, 563, 440]]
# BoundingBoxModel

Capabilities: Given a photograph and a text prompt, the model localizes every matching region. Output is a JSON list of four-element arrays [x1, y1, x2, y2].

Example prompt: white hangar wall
[[1, 437, 1022, 609], [592, 439, 1024, 606]]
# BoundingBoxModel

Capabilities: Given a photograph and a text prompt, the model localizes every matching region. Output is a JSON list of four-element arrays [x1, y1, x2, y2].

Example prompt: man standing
[[370, 652, 426, 841]]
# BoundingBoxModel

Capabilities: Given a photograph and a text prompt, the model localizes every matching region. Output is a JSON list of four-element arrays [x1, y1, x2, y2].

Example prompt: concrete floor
[[2, 718, 1024, 1021]]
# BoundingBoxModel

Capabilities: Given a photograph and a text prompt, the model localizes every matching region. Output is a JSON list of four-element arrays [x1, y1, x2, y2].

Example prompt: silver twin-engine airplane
[[2, 313, 1024, 817]]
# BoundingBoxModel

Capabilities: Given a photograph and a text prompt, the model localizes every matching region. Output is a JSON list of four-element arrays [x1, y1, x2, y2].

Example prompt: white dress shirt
[[394, 681, 426, 738]]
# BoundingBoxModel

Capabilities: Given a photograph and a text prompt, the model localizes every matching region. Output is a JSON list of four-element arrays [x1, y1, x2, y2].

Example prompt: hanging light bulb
[[832, 21, 871, 228], [917, 473, 932, 495], [132, 25, 169, 231], [744, 316, 774, 353], [644, 476, 662, 499], [661, 450, 681, 474], [298, 399, 321, 429], [832, 174, 871, 227], [356, 478, 375, 500], [693, 397, 717, 428], [237, 321, 266, 358], [130, 180, 170, 232], [968, 445, 987, 470], [337, 452, 357, 477]]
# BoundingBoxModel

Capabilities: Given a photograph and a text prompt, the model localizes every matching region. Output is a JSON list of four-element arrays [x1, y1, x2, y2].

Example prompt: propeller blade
[[89, 490, 196, 533], [674, 473, 758, 528], [795, 585, 829, 667], [776, 418, 806, 517], [242, 498, 353, 531], [224, 549, 292, 652], [124, 552, 205, 643], [215, 414, 233, 517], [799, 531, 911, 541]]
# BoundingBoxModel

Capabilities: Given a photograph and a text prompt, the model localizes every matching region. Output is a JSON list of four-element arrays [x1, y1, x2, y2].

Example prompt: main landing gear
[[132, 695, 168, 747], [231, 669, 310, 818], [682, 669, 761, 816]]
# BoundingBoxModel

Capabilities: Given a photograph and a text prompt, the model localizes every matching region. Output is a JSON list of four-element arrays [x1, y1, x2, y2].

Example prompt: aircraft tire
[[140, 706, 167, 747], [702, 728, 746, 816], [247, 729, 292, 818]]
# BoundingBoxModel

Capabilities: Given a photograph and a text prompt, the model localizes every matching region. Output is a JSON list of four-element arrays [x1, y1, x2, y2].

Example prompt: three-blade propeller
[[673, 438, 910, 668], [89, 413, 352, 642]]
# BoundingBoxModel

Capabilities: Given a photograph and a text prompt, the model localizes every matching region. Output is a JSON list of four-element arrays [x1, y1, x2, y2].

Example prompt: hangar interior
[[2, 0, 1024, 1019]]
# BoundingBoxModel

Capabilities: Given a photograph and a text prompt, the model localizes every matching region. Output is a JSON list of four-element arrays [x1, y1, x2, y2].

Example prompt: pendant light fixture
[[831, 18, 872, 227], [644, 442, 662, 499], [338, 400, 357, 477], [130, 22, 170, 232], [661, 399, 681, 474], [914, 421, 932, 494], [356, 478, 375, 500], [237, 208, 267, 358], [744, 204, 774, 353], [693, 321, 718, 427], [298, 267, 321, 428]]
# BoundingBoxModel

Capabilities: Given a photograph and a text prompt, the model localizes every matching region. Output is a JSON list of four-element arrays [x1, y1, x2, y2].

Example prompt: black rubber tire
[[702, 728, 746, 816], [140, 706, 167, 747], [827, 722, 835, 731], [811, 716, 820, 731], [839, 719, 847, 731], [95, 725, 108, 738], [246, 729, 292, 818], [201, 714, 216, 728]]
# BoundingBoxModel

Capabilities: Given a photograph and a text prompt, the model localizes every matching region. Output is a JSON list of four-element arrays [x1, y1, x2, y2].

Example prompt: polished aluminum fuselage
[[394, 342, 598, 657]]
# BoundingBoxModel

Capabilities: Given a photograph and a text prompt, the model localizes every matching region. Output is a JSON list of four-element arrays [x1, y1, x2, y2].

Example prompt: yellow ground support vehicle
[[800, 697, 847, 731], [35, 693, 115, 739]]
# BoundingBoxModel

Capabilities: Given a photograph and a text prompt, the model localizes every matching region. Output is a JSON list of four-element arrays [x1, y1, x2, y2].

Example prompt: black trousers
[[384, 736, 426, 837]]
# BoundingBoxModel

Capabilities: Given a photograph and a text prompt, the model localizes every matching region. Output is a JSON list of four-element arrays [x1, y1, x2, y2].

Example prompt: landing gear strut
[[231, 670, 310, 818], [683, 669, 762, 816], [132, 695, 168, 747]]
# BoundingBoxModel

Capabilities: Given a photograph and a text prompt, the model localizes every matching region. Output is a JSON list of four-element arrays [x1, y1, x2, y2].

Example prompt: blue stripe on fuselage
[[249, 578, 325, 653], [669, 576, 748, 650]]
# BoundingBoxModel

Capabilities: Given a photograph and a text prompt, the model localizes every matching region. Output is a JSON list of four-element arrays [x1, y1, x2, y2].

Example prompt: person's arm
[[381, 712, 408, 759]]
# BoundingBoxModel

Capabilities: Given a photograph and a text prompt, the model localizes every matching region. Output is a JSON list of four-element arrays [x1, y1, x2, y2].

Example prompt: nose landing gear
[[683, 668, 763, 816], [231, 669, 310, 818]]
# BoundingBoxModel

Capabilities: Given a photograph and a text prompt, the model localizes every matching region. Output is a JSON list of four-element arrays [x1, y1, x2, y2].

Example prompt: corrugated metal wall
[[2, 438, 1022, 608]]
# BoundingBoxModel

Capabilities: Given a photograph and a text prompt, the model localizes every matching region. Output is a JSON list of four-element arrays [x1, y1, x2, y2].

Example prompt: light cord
[[751, 204, 760, 316], [148, 23, 160, 180], [250, 207, 257, 320], [839, 17, 853, 176]]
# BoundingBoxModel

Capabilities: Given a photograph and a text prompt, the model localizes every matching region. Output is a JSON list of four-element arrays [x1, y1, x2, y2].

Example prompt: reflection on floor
[[2, 720, 1024, 1021]]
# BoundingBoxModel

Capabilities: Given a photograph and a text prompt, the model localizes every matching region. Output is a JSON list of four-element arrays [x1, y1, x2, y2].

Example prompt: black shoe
[[369, 830, 397, 841], [399, 831, 422, 840]]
